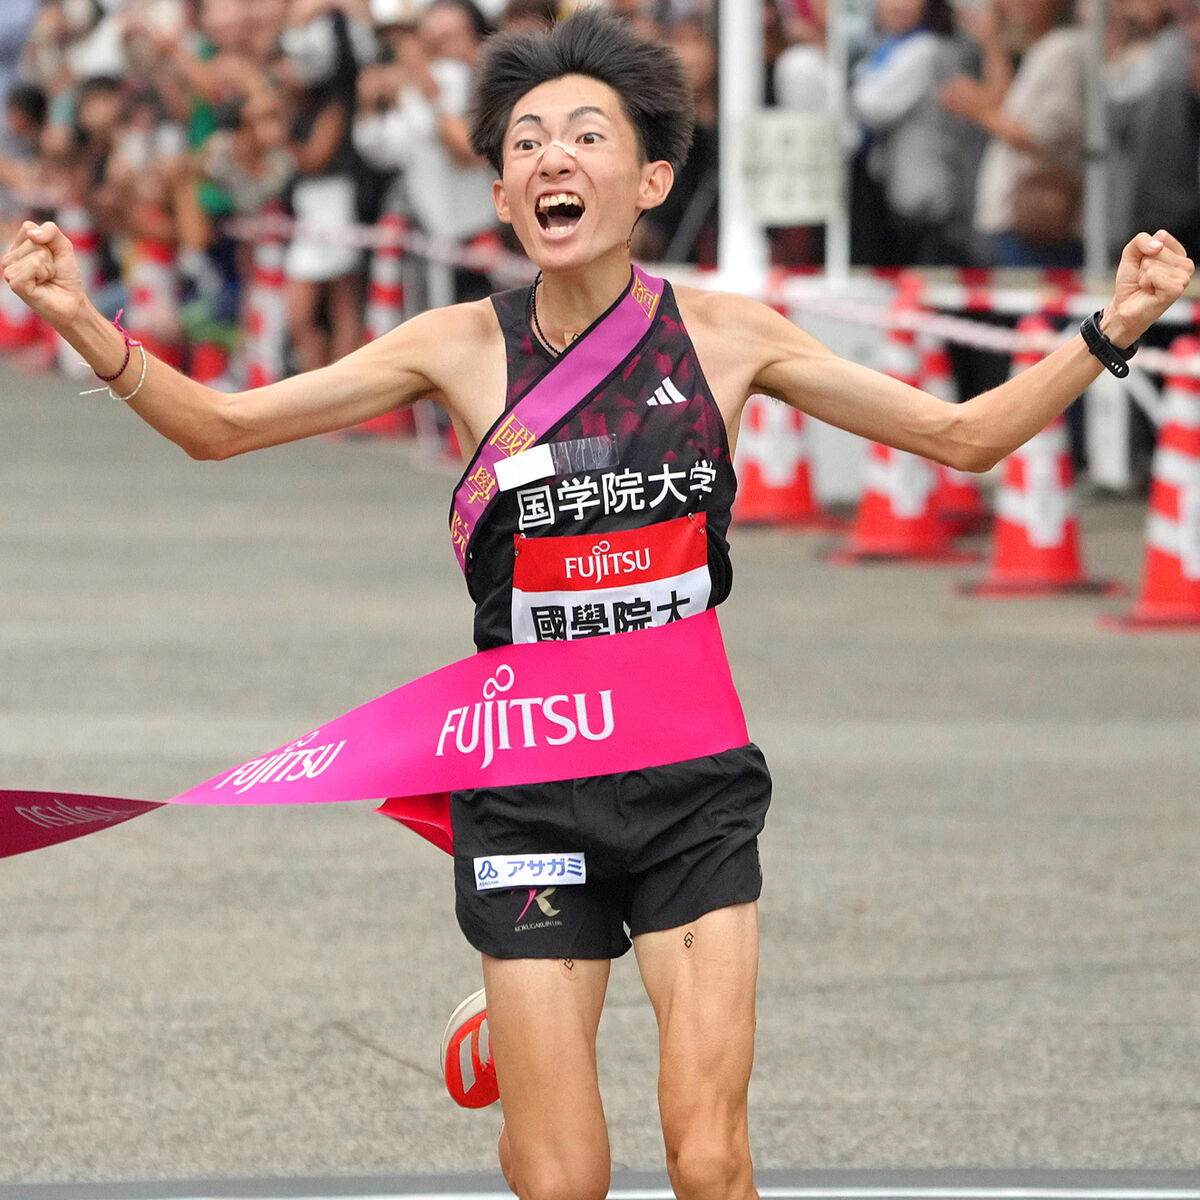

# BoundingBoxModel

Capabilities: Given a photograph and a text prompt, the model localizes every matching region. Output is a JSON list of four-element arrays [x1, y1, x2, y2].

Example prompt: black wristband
[[1079, 310, 1139, 378]]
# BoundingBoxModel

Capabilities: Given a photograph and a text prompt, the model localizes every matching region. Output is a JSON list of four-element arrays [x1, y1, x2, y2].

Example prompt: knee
[[513, 1161, 609, 1200], [666, 1133, 753, 1200], [501, 1132, 609, 1200]]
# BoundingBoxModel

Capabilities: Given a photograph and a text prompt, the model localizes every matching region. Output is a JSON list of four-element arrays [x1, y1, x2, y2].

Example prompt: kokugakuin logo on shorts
[[214, 729, 347, 795], [436, 664, 614, 770], [562, 538, 651, 584]]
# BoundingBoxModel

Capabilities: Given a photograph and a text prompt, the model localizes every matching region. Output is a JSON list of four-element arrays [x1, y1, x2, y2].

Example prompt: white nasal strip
[[473, 852, 587, 890]]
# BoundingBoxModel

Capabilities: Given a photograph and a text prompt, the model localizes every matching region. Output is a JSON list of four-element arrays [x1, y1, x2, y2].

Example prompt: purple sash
[[449, 266, 665, 573], [0, 611, 747, 861]]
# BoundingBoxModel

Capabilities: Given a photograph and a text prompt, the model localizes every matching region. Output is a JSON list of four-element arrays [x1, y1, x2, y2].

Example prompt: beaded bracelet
[[108, 344, 148, 402], [79, 309, 147, 400], [80, 344, 148, 402]]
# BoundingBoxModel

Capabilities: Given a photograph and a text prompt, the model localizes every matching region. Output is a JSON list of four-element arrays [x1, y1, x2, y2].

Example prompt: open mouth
[[535, 192, 586, 234]]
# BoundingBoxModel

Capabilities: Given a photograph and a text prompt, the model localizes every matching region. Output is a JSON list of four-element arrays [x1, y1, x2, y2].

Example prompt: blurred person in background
[[118, 0, 289, 347], [850, 0, 967, 264], [201, 80, 296, 218], [20, 0, 127, 96], [606, 0, 664, 39], [0, 85, 47, 215], [357, 0, 498, 304], [0, 0, 40, 112], [67, 73, 129, 224], [773, 0, 829, 130], [771, 0, 832, 265], [777, 0, 827, 46], [633, 15, 718, 264], [1105, 0, 1183, 254], [941, 0, 1087, 267], [352, 0, 420, 218], [277, 0, 377, 371], [1125, 0, 1200, 253], [499, 0, 560, 33]]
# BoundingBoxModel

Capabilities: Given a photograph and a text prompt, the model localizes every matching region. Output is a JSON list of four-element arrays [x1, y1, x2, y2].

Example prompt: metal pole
[[1083, 0, 1111, 283], [718, 0, 769, 286]]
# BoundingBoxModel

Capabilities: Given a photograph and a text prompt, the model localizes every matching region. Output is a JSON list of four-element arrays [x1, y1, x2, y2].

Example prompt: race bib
[[511, 514, 711, 643]]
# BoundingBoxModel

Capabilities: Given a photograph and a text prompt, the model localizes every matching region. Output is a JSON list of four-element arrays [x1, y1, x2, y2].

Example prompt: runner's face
[[493, 75, 672, 271]]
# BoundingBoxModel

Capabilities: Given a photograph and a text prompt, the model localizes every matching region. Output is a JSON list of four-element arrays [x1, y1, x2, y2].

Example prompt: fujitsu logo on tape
[[215, 729, 347, 795], [16, 799, 132, 830], [563, 539, 650, 583], [436, 664, 614, 770]]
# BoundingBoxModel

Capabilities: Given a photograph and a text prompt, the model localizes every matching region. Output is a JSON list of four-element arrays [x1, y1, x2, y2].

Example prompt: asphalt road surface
[[2, 359, 1199, 1188]]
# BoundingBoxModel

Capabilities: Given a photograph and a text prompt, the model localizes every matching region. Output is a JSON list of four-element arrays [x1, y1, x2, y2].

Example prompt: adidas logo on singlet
[[646, 375, 688, 407]]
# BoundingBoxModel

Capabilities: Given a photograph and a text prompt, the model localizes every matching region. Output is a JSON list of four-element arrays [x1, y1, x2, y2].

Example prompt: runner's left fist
[[1102, 230, 1194, 348]]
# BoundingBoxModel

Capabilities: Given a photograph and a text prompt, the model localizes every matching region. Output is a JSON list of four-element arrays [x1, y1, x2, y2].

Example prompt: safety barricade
[[1104, 334, 1200, 629], [828, 289, 976, 565], [351, 209, 414, 437], [959, 315, 1120, 597], [242, 200, 289, 389], [733, 393, 841, 527], [919, 334, 990, 535]]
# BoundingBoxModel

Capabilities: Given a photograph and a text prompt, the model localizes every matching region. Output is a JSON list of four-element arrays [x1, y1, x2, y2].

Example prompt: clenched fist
[[2, 220, 86, 333], [1104, 230, 1195, 347]]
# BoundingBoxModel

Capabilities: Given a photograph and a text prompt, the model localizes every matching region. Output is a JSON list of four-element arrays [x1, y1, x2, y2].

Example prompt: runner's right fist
[[2, 220, 85, 332]]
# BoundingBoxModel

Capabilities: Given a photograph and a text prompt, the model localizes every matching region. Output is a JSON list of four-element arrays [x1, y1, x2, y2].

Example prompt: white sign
[[742, 110, 840, 225]]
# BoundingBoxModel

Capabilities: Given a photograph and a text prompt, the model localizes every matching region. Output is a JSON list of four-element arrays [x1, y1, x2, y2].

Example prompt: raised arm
[[744, 231, 1193, 472], [1, 219, 478, 460]]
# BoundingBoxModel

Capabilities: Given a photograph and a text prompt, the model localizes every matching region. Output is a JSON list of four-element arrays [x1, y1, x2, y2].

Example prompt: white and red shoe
[[441, 987, 499, 1108]]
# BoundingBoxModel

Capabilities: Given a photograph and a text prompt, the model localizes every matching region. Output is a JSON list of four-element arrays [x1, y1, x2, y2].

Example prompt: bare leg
[[483, 954, 611, 1200], [327, 271, 364, 362], [284, 277, 326, 372], [634, 902, 760, 1200]]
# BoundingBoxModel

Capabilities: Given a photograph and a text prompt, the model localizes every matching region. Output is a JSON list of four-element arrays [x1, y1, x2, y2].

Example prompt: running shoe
[[441, 987, 499, 1108]]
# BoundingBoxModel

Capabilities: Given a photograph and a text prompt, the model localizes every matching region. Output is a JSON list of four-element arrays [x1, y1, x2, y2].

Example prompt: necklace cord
[[528, 272, 559, 357]]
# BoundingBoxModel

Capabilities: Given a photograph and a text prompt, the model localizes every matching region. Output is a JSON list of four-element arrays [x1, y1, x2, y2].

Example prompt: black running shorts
[[450, 743, 772, 959]]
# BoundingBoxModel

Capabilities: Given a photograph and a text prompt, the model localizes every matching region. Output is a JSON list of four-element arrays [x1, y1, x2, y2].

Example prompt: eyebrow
[[509, 105, 610, 133]]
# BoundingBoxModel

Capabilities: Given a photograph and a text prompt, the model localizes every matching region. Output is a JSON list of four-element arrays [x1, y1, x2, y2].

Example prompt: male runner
[[3, 11, 1192, 1200]]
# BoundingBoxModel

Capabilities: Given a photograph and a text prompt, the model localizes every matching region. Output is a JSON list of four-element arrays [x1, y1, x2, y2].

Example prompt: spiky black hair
[[467, 8, 695, 176]]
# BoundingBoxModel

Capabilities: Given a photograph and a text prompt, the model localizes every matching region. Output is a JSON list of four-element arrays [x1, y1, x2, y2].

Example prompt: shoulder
[[392, 296, 500, 362], [345, 296, 505, 430], [673, 283, 779, 336], [669, 282, 832, 414], [673, 283, 801, 354], [353, 296, 499, 386]]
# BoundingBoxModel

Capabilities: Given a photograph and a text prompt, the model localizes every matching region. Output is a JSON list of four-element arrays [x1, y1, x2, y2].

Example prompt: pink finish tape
[[1, 611, 747, 860]]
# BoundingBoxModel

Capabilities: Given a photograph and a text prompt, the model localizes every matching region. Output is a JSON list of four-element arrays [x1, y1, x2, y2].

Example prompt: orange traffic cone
[[920, 337, 990, 534], [1103, 334, 1200, 629], [733, 393, 841, 528], [348, 212, 415, 436], [829, 299, 975, 564], [244, 201, 288, 389], [364, 211, 407, 343], [960, 316, 1120, 597]]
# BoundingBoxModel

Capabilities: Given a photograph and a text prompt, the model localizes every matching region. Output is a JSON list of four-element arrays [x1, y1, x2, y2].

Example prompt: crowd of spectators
[[0, 0, 1196, 378]]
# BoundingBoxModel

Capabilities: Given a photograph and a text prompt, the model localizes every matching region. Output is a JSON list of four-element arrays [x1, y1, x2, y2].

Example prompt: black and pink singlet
[[460, 275, 738, 652]]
